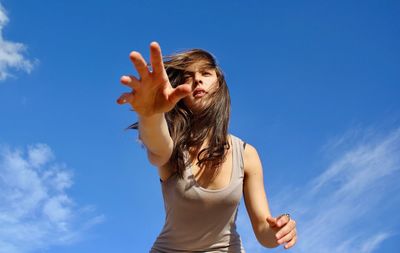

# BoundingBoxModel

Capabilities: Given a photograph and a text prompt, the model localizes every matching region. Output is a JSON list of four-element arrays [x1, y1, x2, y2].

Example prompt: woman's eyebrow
[[199, 65, 214, 71], [183, 70, 195, 75]]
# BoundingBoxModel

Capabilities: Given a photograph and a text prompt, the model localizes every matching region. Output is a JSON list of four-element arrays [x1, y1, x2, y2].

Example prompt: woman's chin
[[192, 102, 213, 113], [183, 97, 213, 113]]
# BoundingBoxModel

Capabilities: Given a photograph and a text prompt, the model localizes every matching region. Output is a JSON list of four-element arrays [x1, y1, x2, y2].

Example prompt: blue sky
[[0, 0, 399, 252]]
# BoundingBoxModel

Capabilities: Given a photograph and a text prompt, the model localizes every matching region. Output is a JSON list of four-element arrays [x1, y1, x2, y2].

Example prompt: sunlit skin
[[117, 42, 297, 249], [117, 44, 192, 116], [181, 62, 219, 112]]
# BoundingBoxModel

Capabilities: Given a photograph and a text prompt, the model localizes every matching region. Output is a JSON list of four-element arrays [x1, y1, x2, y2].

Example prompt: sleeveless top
[[150, 135, 246, 253]]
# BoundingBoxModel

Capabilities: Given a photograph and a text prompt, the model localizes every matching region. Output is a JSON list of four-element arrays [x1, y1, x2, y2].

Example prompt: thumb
[[169, 84, 192, 105], [266, 216, 278, 227]]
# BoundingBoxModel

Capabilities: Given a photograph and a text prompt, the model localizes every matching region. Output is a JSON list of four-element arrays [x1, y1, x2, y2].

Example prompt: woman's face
[[181, 61, 219, 112]]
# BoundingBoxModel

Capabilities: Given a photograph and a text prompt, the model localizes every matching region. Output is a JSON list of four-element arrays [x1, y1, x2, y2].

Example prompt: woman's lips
[[193, 90, 206, 98]]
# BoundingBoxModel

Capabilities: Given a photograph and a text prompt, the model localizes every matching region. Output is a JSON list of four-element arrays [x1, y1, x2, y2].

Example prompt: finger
[[149, 41, 166, 76], [277, 214, 291, 227], [117, 92, 134, 105], [284, 235, 297, 249], [276, 220, 296, 240], [120, 75, 140, 90], [277, 229, 296, 245], [266, 216, 277, 224], [129, 51, 149, 79], [169, 84, 191, 105], [266, 216, 278, 228]]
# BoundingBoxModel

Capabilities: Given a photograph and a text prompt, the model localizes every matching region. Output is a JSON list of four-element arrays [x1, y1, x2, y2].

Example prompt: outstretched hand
[[266, 214, 297, 249], [117, 42, 192, 117]]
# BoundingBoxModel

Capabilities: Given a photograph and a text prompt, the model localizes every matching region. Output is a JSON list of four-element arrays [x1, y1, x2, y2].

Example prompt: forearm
[[138, 113, 173, 164]]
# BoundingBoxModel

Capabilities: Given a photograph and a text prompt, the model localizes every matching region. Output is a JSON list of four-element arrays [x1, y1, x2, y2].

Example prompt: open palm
[[117, 42, 191, 116]]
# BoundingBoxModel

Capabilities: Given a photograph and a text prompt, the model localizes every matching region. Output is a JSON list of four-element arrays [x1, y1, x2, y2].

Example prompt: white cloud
[[0, 2, 36, 81], [28, 143, 54, 168], [360, 233, 391, 253], [238, 127, 400, 253], [0, 143, 104, 253]]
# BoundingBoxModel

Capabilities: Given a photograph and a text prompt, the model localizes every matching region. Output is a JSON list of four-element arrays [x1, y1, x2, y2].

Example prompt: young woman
[[117, 42, 297, 252]]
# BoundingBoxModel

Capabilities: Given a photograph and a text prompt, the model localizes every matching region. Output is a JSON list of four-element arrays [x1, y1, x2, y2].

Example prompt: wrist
[[257, 223, 279, 248], [138, 113, 165, 123]]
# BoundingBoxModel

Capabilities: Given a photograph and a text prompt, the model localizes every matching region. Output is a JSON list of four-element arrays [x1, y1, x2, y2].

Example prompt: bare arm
[[117, 42, 191, 167], [243, 144, 277, 248], [243, 144, 297, 249], [138, 113, 172, 167]]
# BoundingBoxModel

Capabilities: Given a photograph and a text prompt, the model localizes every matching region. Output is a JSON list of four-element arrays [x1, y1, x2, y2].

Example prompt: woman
[[117, 42, 297, 252]]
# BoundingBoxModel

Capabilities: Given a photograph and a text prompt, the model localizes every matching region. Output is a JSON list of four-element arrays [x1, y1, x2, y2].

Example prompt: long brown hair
[[129, 49, 231, 180]]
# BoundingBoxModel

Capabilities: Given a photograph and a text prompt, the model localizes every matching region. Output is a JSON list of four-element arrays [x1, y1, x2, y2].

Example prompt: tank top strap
[[230, 134, 245, 178]]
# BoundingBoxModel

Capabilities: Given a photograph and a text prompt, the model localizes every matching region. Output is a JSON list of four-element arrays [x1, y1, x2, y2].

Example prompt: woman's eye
[[202, 72, 211, 76]]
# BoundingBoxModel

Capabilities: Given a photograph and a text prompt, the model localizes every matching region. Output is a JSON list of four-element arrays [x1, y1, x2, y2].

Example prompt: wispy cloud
[[0, 2, 36, 81], [238, 127, 400, 252], [0, 143, 104, 253]]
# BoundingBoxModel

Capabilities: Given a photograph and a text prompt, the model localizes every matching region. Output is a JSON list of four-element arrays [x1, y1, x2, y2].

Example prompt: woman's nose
[[194, 73, 203, 85]]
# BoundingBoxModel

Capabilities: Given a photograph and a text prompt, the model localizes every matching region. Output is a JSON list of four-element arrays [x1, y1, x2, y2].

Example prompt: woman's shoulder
[[229, 133, 259, 155], [228, 133, 246, 145], [228, 134, 261, 174], [228, 133, 254, 150], [243, 143, 262, 177]]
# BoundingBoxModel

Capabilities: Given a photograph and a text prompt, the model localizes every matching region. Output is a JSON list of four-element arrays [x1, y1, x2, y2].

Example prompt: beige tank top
[[150, 135, 246, 253]]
